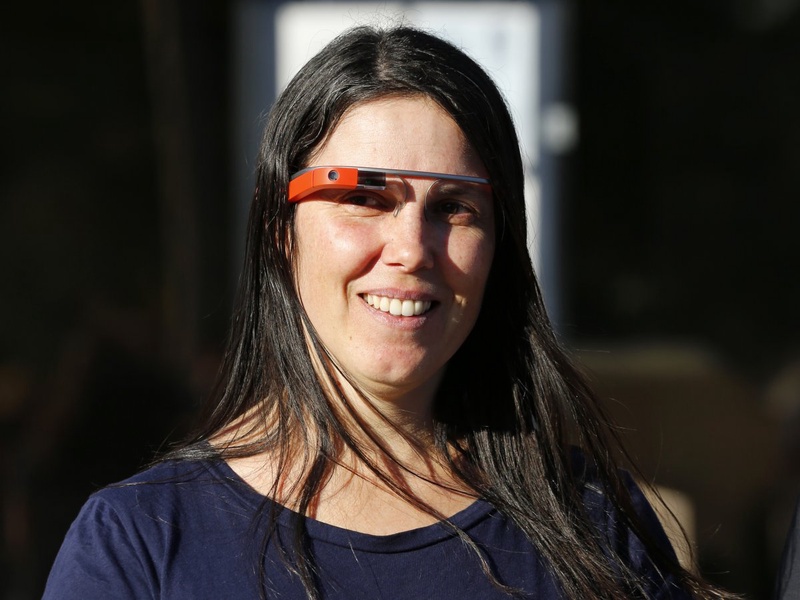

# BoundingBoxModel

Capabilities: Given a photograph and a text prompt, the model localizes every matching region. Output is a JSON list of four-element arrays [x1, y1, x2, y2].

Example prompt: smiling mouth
[[363, 294, 433, 317]]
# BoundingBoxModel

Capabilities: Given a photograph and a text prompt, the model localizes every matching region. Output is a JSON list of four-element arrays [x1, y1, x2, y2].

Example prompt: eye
[[338, 191, 394, 214], [426, 181, 492, 225], [439, 201, 472, 215], [343, 193, 381, 207], [429, 199, 480, 225]]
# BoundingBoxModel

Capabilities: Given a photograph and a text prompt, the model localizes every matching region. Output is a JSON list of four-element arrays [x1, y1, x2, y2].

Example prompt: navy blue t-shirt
[[43, 457, 689, 599]]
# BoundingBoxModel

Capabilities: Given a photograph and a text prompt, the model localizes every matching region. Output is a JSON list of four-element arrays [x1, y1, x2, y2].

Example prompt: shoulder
[[43, 458, 259, 600], [93, 458, 232, 508], [74, 460, 210, 530], [569, 447, 668, 537], [83, 458, 259, 546], [570, 448, 692, 598], [775, 495, 800, 598]]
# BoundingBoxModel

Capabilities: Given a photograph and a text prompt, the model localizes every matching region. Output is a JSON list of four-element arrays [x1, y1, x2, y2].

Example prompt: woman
[[44, 25, 728, 599]]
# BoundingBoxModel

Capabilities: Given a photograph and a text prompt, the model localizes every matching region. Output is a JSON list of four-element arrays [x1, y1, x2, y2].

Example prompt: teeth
[[364, 294, 432, 317]]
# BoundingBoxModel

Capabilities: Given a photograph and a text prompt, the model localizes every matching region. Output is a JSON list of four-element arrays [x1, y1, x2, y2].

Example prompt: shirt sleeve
[[42, 494, 158, 600], [775, 497, 800, 599], [580, 464, 694, 599], [622, 474, 694, 599]]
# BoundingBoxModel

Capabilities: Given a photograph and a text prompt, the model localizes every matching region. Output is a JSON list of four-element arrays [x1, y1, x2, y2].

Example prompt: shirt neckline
[[206, 457, 498, 553]]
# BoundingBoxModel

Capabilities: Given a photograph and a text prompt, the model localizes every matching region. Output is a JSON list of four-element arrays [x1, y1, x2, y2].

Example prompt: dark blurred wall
[[569, 2, 800, 379], [1, 1, 799, 599], [0, 2, 230, 597], [569, 2, 800, 597]]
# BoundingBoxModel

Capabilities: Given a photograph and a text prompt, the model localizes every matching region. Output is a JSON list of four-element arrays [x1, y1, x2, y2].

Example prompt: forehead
[[309, 96, 487, 179]]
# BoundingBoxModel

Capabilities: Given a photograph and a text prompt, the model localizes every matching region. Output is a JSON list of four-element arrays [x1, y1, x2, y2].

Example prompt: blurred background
[[2, 1, 799, 598]]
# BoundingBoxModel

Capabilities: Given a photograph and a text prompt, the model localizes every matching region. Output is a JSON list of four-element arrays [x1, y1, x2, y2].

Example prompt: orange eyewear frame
[[287, 166, 491, 203]]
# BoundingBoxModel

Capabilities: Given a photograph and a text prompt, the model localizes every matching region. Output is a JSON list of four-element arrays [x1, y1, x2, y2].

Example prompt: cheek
[[449, 233, 496, 296], [294, 215, 379, 296]]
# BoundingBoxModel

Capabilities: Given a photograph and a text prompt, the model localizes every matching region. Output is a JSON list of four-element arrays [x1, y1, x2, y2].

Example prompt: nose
[[380, 200, 436, 272]]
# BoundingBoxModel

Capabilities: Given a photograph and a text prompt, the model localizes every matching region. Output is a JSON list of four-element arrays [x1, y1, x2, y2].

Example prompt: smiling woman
[[42, 25, 733, 600]]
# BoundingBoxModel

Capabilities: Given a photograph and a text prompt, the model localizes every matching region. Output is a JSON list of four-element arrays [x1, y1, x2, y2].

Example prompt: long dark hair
[[170, 25, 728, 599]]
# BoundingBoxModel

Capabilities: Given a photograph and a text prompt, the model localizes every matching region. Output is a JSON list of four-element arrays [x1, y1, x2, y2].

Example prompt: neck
[[324, 364, 445, 462], [216, 360, 476, 530]]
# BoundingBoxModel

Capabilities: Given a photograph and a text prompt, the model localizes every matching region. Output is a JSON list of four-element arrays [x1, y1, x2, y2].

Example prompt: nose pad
[[382, 175, 410, 217], [387, 176, 438, 221]]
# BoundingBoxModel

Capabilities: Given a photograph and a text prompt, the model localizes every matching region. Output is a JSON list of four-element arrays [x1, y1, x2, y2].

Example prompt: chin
[[364, 365, 444, 398]]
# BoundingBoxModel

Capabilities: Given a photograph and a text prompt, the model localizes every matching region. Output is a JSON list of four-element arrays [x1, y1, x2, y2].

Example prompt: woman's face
[[292, 96, 495, 404]]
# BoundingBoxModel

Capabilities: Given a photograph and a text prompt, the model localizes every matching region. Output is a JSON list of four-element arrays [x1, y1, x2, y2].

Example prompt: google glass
[[287, 166, 491, 204]]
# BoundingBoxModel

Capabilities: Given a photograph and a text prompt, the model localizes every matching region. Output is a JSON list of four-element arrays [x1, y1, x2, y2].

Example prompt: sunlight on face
[[293, 96, 495, 407]]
